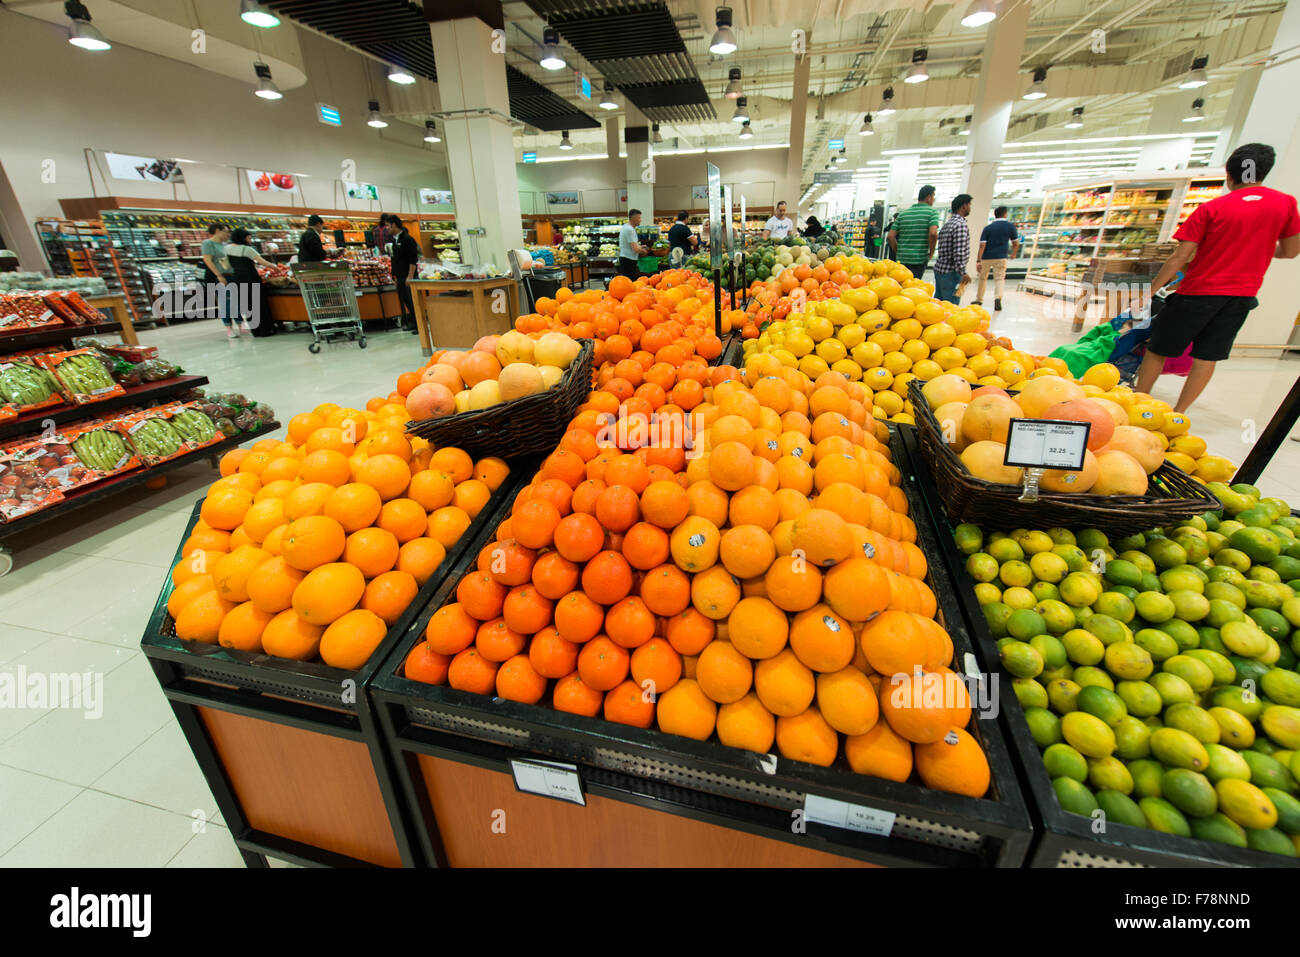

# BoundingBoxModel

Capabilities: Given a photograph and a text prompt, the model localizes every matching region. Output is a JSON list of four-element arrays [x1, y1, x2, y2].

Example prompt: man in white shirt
[[618, 209, 648, 279], [763, 201, 795, 240]]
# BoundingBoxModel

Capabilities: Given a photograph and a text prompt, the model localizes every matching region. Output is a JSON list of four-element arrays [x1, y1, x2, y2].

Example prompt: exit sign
[[522, 151, 537, 163], [316, 103, 342, 126]]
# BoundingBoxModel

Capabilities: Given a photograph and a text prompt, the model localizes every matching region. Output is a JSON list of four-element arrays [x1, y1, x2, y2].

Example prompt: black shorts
[[1147, 293, 1258, 362], [616, 257, 639, 279]]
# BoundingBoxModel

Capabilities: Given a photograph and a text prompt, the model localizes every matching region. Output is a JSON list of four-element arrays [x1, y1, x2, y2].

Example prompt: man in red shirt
[[1136, 143, 1300, 412]]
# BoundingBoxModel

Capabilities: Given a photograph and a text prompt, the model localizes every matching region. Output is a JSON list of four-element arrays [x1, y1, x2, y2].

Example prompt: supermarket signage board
[[419, 189, 453, 206], [814, 171, 852, 185], [522, 151, 537, 163], [344, 182, 379, 201], [104, 152, 185, 183], [510, 758, 585, 805], [707, 162, 722, 270], [804, 794, 896, 837], [247, 170, 296, 193], [575, 73, 592, 100], [1004, 418, 1090, 471], [316, 103, 342, 126]]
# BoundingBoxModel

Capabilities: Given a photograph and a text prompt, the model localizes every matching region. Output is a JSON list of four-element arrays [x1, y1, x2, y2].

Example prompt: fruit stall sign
[[509, 758, 586, 806], [804, 794, 896, 837], [1004, 418, 1091, 471]]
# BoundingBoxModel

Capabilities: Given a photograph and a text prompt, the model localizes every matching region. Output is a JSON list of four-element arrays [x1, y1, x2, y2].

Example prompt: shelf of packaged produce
[[0, 375, 209, 443], [0, 321, 125, 351], [0, 422, 279, 540]]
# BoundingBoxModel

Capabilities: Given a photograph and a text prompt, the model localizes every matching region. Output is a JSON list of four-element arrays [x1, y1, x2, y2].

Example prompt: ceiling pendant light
[[905, 50, 929, 84], [724, 67, 744, 100], [958, 114, 972, 135], [961, 0, 997, 27], [559, 130, 573, 150], [239, 0, 280, 28], [366, 100, 387, 128], [387, 65, 416, 85], [1183, 98, 1205, 122], [738, 120, 753, 139], [858, 114, 874, 136], [599, 81, 618, 110], [1024, 66, 1048, 99], [539, 27, 566, 70], [1064, 106, 1084, 129], [424, 120, 441, 143], [877, 87, 896, 116], [66, 1, 111, 50], [1179, 56, 1209, 89], [709, 6, 737, 56], [731, 96, 750, 123], [253, 62, 282, 100]]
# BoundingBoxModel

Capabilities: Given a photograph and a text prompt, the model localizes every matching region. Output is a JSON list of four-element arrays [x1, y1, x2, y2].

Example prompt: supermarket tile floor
[[2, 291, 1299, 868]]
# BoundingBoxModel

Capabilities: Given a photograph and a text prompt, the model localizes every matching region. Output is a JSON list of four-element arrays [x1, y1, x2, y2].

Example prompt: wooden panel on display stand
[[199, 707, 403, 868], [415, 754, 875, 867]]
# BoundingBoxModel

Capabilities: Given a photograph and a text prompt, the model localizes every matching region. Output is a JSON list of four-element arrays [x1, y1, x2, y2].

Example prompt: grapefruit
[[961, 393, 1024, 445], [498, 363, 545, 401], [961, 441, 1024, 485], [1042, 399, 1115, 451], [1041, 449, 1099, 493], [1092, 450, 1149, 495], [921, 373, 972, 408], [406, 382, 455, 421], [1102, 425, 1164, 474], [1016, 375, 1085, 418], [933, 401, 970, 449]]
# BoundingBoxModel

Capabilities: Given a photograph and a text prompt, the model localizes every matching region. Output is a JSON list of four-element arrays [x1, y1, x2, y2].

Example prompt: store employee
[[762, 201, 795, 239], [298, 214, 327, 262], [618, 209, 648, 279]]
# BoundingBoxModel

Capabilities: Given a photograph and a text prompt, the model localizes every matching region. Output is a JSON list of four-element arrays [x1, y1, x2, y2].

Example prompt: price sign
[[510, 758, 586, 806], [1004, 418, 1090, 471], [804, 794, 896, 837]]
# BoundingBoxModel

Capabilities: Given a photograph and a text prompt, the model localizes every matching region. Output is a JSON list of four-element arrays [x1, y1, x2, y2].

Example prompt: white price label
[[510, 759, 586, 806], [804, 794, 895, 837], [1004, 418, 1090, 471]]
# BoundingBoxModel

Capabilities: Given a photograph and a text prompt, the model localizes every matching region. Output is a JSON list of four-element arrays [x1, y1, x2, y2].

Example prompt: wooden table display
[[83, 292, 139, 345], [266, 286, 401, 325], [408, 277, 520, 356]]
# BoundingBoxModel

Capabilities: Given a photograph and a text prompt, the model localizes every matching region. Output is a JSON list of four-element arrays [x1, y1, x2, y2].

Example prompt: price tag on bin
[[1003, 418, 1091, 503], [510, 758, 586, 806]]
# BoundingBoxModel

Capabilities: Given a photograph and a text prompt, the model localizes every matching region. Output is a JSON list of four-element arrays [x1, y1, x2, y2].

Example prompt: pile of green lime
[[953, 483, 1300, 857]]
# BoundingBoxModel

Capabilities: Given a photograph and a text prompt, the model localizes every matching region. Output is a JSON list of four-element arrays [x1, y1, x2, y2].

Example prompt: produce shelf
[[901, 426, 1300, 868], [0, 321, 124, 351], [370, 427, 1034, 868], [0, 375, 208, 443], [0, 421, 275, 541], [139, 456, 538, 868]]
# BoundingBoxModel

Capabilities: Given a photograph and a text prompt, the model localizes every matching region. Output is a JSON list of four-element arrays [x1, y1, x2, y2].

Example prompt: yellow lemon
[[1160, 411, 1191, 436], [869, 330, 904, 354], [864, 366, 895, 392], [921, 322, 956, 350], [1165, 452, 1198, 473], [901, 339, 930, 363], [933, 345, 968, 371], [1170, 434, 1207, 458], [831, 358, 863, 381], [837, 323, 867, 350], [891, 318, 923, 342], [816, 338, 848, 363], [882, 351, 913, 375], [850, 341, 885, 369], [1081, 362, 1121, 391], [997, 360, 1028, 384], [953, 332, 988, 357], [910, 359, 944, 381], [1194, 455, 1235, 482], [858, 309, 891, 333]]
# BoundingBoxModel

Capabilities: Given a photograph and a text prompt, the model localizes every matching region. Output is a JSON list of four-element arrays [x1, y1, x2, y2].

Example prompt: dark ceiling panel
[[506, 66, 602, 131], [266, 0, 437, 79]]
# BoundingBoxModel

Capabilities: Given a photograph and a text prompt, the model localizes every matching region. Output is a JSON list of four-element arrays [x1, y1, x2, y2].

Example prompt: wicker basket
[[907, 379, 1220, 534], [405, 339, 594, 459]]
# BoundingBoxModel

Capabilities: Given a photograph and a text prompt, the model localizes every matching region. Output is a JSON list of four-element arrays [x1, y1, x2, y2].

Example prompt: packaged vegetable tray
[[0, 355, 66, 415], [63, 418, 142, 481], [117, 402, 202, 465], [167, 402, 223, 452], [38, 348, 127, 404], [0, 292, 63, 332]]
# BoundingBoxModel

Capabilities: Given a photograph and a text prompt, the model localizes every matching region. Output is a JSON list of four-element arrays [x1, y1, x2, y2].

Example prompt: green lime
[[1114, 714, 1153, 760], [1140, 797, 1192, 836], [1062, 628, 1105, 666], [1048, 527, 1077, 546], [1282, 596, 1300, 628], [1245, 827, 1298, 857], [1031, 581, 1062, 603], [1230, 527, 1282, 564], [1205, 599, 1246, 630], [1169, 590, 1210, 622], [1208, 564, 1248, 586], [1047, 679, 1082, 713], [1034, 599, 1076, 635], [1002, 586, 1037, 610], [1205, 743, 1253, 782], [1215, 547, 1253, 573], [1221, 620, 1269, 657], [1029, 551, 1069, 584], [1006, 608, 1047, 641], [1043, 742, 1089, 782], [982, 602, 1014, 638], [1119, 550, 1157, 575], [1059, 572, 1101, 607], [1103, 559, 1143, 588], [1139, 572, 1164, 594], [1114, 532, 1147, 551], [1076, 528, 1109, 552], [1116, 680, 1163, 718], [1150, 727, 1211, 771], [1133, 591, 1175, 623], [1261, 667, 1300, 707], [1149, 671, 1197, 707], [1237, 506, 1274, 528], [1040, 664, 1074, 684], [1096, 789, 1147, 828], [1025, 706, 1063, 747], [987, 538, 1025, 563], [1052, 544, 1088, 572], [1093, 591, 1135, 622], [1053, 776, 1100, 817], [1021, 530, 1055, 555], [1184, 648, 1235, 685], [1030, 634, 1068, 671], [1173, 532, 1210, 564], [1130, 759, 1164, 798], [1061, 710, 1117, 758], [953, 523, 984, 555], [1247, 565, 1282, 584], [1085, 613, 1130, 646], [1162, 768, 1218, 818], [1134, 628, 1179, 662], [1208, 706, 1256, 750], [1012, 677, 1050, 710], [1212, 685, 1264, 721], [1242, 579, 1285, 608], [1089, 755, 1134, 794], [1076, 685, 1128, 727], [1147, 538, 1188, 569], [1164, 703, 1221, 745], [1205, 581, 1246, 607], [1260, 704, 1300, 750], [1072, 665, 1114, 691], [973, 582, 1003, 605], [1156, 618, 1200, 651], [1000, 640, 1044, 678], [999, 559, 1034, 588], [1160, 567, 1205, 593], [1161, 654, 1214, 692], [965, 552, 1000, 582]]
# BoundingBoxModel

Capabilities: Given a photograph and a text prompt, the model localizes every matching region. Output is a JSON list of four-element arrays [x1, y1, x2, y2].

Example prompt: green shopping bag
[[1050, 323, 1120, 379]]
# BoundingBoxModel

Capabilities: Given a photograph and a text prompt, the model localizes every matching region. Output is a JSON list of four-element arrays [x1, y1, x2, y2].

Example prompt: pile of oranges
[[405, 353, 992, 798], [166, 399, 508, 671]]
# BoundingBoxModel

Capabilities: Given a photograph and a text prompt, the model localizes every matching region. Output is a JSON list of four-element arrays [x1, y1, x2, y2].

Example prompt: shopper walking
[[385, 214, 421, 334], [667, 210, 696, 262], [973, 206, 1020, 312], [298, 214, 327, 262], [200, 223, 237, 338], [932, 194, 973, 305], [1135, 143, 1300, 412], [617, 209, 648, 280], [762, 201, 796, 240], [373, 216, 391, 256], [888, 185, 941, 279], [224, 228, 277, 337]]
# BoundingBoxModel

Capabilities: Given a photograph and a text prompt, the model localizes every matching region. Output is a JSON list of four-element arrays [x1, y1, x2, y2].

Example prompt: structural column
[[1139, 94, 1196, 168], [429, 14, 523, 270], [1234, 0, 1300, 348], [960, 1, 1031, 275], [782, 32, 812, 216], [624, 106, 654, 215]]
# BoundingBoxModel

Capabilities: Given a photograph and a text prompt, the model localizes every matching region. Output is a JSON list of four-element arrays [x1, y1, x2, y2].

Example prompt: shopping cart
[[291, 260, 367, 353]]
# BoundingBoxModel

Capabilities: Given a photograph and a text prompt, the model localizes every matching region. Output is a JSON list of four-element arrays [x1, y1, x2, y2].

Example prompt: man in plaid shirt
[[933, 193, 973, 304]]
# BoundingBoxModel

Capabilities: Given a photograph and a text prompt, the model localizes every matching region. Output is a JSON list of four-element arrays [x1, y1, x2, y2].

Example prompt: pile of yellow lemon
[[741, 259, 1234, 485]]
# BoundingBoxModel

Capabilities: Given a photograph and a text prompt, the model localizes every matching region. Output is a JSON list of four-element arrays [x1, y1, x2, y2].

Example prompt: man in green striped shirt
[[887, 185, 941, 280]]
